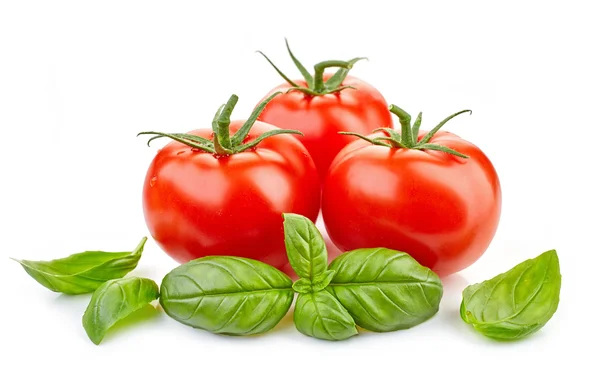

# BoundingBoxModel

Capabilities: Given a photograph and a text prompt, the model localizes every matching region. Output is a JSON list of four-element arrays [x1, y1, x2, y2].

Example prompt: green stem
[[258, 40, 367, 96], [313, 60, 356, 93], [324, 57, 367, 90], [213, 95, 238, 154], [212, 136, 231, 155], [340, 105, 471, 158], [140, 93, 306, 156], [389, 105, 414, 146]]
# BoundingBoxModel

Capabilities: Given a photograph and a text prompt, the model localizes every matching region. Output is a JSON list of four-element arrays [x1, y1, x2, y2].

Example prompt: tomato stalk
[[341, 105, 473, 158], [138, 93, 303, 155], [212, 95, 236, 155], [258, 39, 367, 96]]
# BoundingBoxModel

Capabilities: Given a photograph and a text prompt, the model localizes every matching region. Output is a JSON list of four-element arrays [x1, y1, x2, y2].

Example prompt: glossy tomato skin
[[322, 131, 501, 277], [257, 74, 393, 181], [142, 121, 320, 270]]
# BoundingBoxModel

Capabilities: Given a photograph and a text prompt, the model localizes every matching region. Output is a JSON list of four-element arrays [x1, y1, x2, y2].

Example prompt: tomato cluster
[[140, 41, 501, 277]]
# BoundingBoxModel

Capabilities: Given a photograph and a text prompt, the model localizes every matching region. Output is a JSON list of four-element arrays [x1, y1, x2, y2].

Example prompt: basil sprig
[[283, 213, 442, 340], [82, 277, 159, 345], [283, 214, 357, 340], [12, 237, 147, 294], [283, 213, 336, 294], [159, 256, 294, 336], [460, 250, 561, 340]]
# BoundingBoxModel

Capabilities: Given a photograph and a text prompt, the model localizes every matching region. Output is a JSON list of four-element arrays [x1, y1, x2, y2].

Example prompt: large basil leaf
[[82, 277, 159, 345], [327, 248, 443, 332], [294, 291, 357, 341], [460, 249, 561, 340], [12, 237, 147, 295], [283, 213, 328, 281], [160, 256, 294, 336]]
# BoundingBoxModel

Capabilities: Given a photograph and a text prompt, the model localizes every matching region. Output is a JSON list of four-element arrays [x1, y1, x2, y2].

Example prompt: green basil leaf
[[283, 213, 327, 281], [326, 248, 443, 332], [292, 278, 313, 294], [294, 291, 358, 341], [82, 277, 159, 345], [160, 256, 294, 336], [311, 270, 336, 292], [460, 249, 561, 340], [12, 237, 147, 295], [292, 270, 336, 294]]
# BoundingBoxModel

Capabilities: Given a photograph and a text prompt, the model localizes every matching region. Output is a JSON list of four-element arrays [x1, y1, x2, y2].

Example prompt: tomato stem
[[340, 105, 472, 158], [312, 60, 363, 93], [139, 93, 304, 155], [258, 39, 367, 96], [212, 95, 238, 155], [389, 105, 415, 146]]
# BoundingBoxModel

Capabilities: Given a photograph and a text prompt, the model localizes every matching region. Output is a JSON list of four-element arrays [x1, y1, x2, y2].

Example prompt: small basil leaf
[[292, 278, 312, 294], [292, 270, 336, 294], [460, 249, 561, 340], [283, 213, 327, 280], [12, 237, 147, 295], [160, 256, 294, 336], [82, 277, 159, 345], [294, 291, 358, 341], [327, 248, 443, 332], [311, 270, 336, 292]]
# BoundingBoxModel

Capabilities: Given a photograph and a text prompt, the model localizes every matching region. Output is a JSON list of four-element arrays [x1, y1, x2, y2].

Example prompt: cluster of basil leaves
[[159, 214, 444, 340], [13, 214, 561, 344]]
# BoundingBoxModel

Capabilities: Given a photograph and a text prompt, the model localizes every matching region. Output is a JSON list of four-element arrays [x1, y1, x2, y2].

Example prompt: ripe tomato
[[255, 41, 393, 180], [322, 106, 501, 276], [140, 94, 321, 270]]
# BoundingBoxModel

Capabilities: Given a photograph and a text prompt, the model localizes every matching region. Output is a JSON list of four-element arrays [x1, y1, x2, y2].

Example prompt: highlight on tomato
[[322, 105, 502, 276], [254, 39, 393, 181], [138, 93, 321, 270]]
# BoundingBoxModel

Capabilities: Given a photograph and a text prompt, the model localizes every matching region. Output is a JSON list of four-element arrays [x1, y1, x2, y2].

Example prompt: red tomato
[[255, 41, 393, 180], [141, 95, 321, 270], [257, 75, 393, 180], [322, 107, 501, 276]]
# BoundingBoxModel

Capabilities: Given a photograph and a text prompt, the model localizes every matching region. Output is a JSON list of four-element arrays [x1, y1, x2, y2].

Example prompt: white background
[[1, 0, 598, 372]]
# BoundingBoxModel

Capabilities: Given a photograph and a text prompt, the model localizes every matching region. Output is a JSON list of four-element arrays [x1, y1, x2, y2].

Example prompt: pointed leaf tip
[[348, 56, 369, 66], [257, 49, 300, 88]]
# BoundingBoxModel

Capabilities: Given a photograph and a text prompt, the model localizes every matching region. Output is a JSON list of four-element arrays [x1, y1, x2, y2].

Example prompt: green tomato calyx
[[138, 93, 302, 155], [341, 105, 472, 158], [257, 38, 367, 96]]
